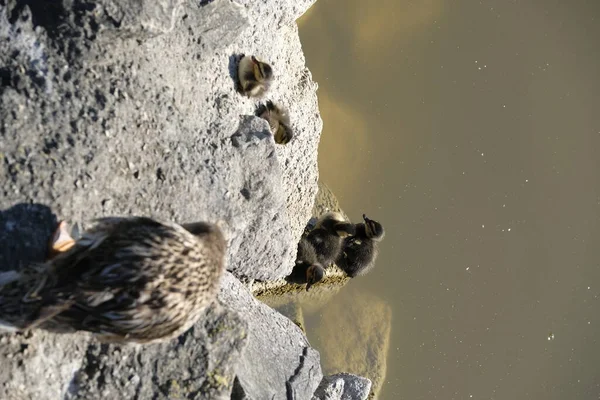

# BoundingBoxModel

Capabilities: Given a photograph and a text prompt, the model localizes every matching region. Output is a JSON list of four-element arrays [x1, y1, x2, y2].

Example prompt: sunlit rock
[[313, 373, 372, 400]]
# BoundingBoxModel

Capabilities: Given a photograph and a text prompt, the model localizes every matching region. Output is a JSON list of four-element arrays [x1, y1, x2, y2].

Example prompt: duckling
[[0, 217, 225, 344], [305, 212, 356, 268], [237, 54, 273, 98], [336, 214, 385, 278], [286, 237, 325, 291], [255, 101, 294, 145]]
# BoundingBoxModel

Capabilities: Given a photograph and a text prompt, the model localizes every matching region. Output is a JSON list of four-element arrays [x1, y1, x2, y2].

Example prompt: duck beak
[[48, 221, 76, 259], [362, 214, 370, 222], [251, 56, 258, 64]]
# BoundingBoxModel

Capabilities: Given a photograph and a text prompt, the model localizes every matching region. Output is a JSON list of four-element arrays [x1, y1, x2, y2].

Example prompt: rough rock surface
[[0, 294, 247, 400], [0, 0, 374, 398], [220, 272, 323, 400], [0, 328, 86, 400], [0, 0, 320, 282], [313, 373, 372, 400], [67, 303, 247, 400]]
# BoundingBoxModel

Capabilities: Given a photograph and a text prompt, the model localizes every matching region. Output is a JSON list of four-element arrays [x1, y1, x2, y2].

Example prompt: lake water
[[298, 1, 600, 398]]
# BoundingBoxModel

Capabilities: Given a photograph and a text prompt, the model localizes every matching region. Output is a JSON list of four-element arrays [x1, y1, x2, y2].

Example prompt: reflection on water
[[299, 0, 600, 399], [311, 92, 372, 196], [307, 290, 392, 397]]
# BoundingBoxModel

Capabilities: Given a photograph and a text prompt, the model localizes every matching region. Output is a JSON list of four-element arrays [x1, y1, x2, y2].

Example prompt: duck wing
[[39, 218, 173, 332]]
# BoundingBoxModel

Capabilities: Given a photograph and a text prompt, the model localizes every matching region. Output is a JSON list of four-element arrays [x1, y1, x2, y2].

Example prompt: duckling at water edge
[[336, 214, 385, 278], [305, 212, 355, 268], [286, 237, 324, 291]]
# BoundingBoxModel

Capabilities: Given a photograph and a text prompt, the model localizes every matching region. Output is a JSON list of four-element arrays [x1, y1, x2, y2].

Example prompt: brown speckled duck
[[0, 217, 225, 344]]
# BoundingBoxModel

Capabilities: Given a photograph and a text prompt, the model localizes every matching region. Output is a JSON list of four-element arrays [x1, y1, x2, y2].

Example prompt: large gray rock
[[219, 272, 323, 399], [313, 373, 372, 400], [0, 296, 247, 400], [66, 303, 247, 400], [0, 329, 86, 400], [0, 0, 320, 282], [0, 0, 324, 398]]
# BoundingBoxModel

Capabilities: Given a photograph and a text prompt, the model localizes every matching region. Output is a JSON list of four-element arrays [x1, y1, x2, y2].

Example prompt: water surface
[[298, 1, 600, 398]]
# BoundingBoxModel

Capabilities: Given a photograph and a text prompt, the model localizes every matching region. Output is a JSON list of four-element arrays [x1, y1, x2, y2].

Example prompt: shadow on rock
[[230, 115, 273, 145], [6, 1, 70, 40], [228, 53, 243, 91], [0, 203, 57, 272]]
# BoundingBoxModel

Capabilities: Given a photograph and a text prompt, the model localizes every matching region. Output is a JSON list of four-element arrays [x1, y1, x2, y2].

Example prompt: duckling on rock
[[305, 212, 355, 268], [336, 214, 385, 278], [0, 217, 225, 344], [255, 100, 294, 145], [286, 237, 324, 291], [237, 54, 273, 98]]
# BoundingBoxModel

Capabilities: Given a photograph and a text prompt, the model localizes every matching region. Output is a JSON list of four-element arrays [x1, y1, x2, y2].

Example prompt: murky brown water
[[298, 1, 600, 398]]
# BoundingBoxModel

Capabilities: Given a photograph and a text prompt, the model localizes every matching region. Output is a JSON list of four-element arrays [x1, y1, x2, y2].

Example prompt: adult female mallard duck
[[0, 217, 226, 344]]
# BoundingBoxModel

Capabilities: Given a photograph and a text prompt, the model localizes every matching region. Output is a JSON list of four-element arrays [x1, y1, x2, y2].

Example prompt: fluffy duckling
[[336, 214, 385, 278], [237, 54, 273, 98], [0, 217, 225, 344], [305, 212, 355, 268], [255, 101, 294, 145], [286, 237, 324, 291]]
